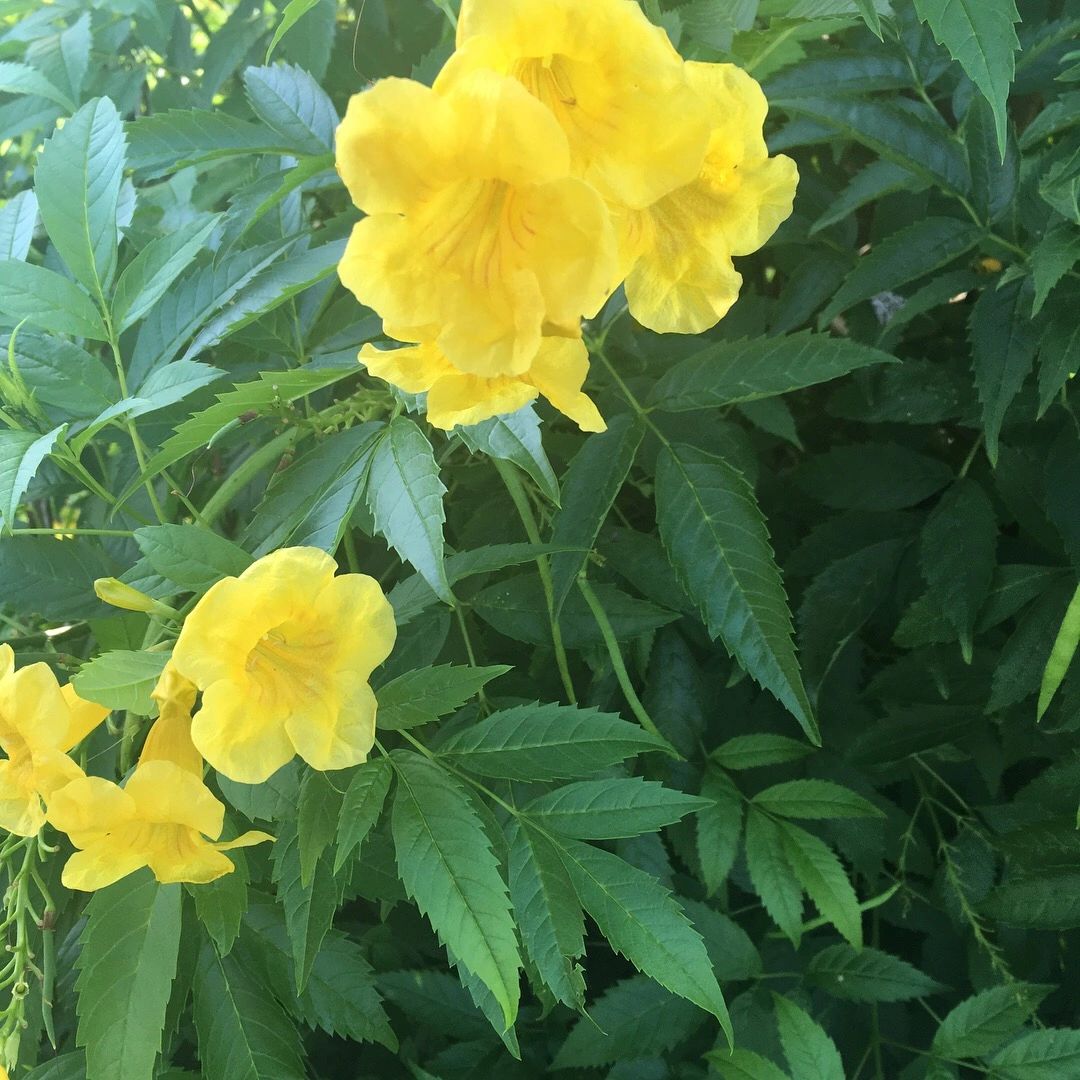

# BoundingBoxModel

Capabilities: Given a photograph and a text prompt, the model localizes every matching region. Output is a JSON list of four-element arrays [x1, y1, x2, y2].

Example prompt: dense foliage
[[1, 0, 1080, 1078]]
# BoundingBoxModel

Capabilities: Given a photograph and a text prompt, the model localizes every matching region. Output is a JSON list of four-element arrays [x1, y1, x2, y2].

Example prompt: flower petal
[[60, 683, 110, 752], [426, 372, 537, 429], [0, 760, 43, 837], [46, 776, 137, 849], [142, 665, 201, 775], [145, 828, 237, 885], [125, 760, 224, 838], [284, 675, 379, 773], [359, 340, 455, 395], [527, 337, 606, 432], [62, 843, 147, 892]]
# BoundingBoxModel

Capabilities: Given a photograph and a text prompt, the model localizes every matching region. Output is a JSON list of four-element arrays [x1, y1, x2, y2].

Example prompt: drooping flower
[[359, 333, 605, 432], [618, 62, 799, 334], [46, 761, 271, 890], [0, 645, 108, 837], [141, 663, 201, 776], [443, 0, 711, 210], [336, 69, 617, 377], [170, 547, 397, 784]]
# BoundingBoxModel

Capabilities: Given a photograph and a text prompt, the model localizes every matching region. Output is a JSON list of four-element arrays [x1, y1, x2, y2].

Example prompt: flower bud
[[93, 578, 177, 619]]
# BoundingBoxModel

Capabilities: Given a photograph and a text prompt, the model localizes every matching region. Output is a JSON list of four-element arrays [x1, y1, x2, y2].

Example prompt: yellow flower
[[170, 548, 397, 784], [47, 761, 271, 890], [141, 663, 202, 776], [336, 69, 617, 377], [0, 645, 108, 837], [444, 0, 711, 210], [359, 333, 605, 432], [619, 62, 798, 334]]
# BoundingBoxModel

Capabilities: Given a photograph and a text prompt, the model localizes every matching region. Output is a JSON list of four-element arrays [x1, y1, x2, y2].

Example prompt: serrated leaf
[[0, 60, 76, 111], [35, 97, 124, 296], [656, 442, 817, 743], [297, 770, 342, 886], [555, 836, 731, 1038], [335, 757, 392, 872], [243, 63, 337, 154], [745, 808, 804, 945], [808, 944, 944, 1001], [777, 819, 862, 948], [0, 536, 109, 620], [126, 110, 293, 172], [0, 426, 62, 532], [0, 259, 107, 339], [191, 850, 249, 958], [796, 442, 953, 510], [971, 277, 1040, 466], [507, 820, 585, 1011], [366, 417, 451, 604], [72, 650, 169, 715], [457, 405, 559, 504], [1031, 222, 1080, 317], [266, 0, 324, 61], [75, 872, 181, 1080], [134, 525, 252, 592], [691, 769, 740, 902], [982, 871, 1080, 929], [933, 983, 1053, 1059], [549, 414, 643, 615], [989, 1028, 1080, 1079], [0, 189, 38, 261], [707, 1049, 791, 1080], [913, 0, 1020, 156], [437, 701, 668, 781], [376, 664, 511, 731], [523, 778, 707, 839], [812, 159, 926, 234], [649, 332, 894, 412], [192, 942, 306, 1080], [712, 734, 815, 770], [390, 751, 521, 1029], [753, 779, 883, 820], [774, 995, 845, 1080]]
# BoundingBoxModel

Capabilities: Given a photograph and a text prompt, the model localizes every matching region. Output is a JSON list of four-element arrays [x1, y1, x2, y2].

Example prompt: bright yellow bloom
[[141, 663, 202, 776], [47, 761, 271, 890], [620, 63, 798, 334], [170, 548, 396, 784], [444, 0, 711, 210], [0, 645, 108, 837], [336, 69, 617, 377], [359, 334, 605, 432]]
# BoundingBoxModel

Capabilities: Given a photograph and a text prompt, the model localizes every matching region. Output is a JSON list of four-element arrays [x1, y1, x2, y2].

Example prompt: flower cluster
[[0, 548, 396, 891], [336, 0, 798, 432]]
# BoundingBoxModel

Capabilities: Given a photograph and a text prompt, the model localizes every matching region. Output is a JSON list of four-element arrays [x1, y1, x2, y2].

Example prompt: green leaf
[[366, 417, 452, 604], [1039, 583, 1080, 720], [706, 1049, 790, 1080], [796, 443, 953, 510], [390, 751, 521, 1029], [712, 734, 815, 770], [134, 525, 252, 592], [192, 942, 306, 1080], [555, 836, 731, 1037], [0, 536, 109, 620], [0, 426, 62, 532], [437, 701, 669, 781], [243, 63, 337, 154], [0, 189, 38, 261], [982, 871, 1080, 929], [549, 414, 643, 615], [72, 650, 169, 715], [812, 159, 925, 235], [35, 97, 125, 296], [191, 851, 249, 958], [920, 480, 997, 660], [126, 110, 293, 172], [111, 215, 221, 333], [22, 1053, 87, 1080], [745, 808, 804, 945], [1030, 222, 1080, 317], [656, 442, 817, 743], [552, 974, 705, 1069], [965, 94, 1019, 224], [990, 1029, 1080, 1079], [1037, 287, 1080, 416], [335, 758, 392, 873], [507, 819, 585, 1011], [457, 405, 559, 504], [0, 60, 76, 111], [297, 770, 342, 886], [753, 779, 883, 820], [0, 260, 107, 339], [853, 0, 883, 36], [524, 778, 708, 839], [774, 995, 845, 1080], [376, 664, 511, 731], [913, 0, 1020, 156], [777, 819, 863, 948], [697, 766, 743, 895], [269, 819, 337, 993], [933, 983, 1053, 1059], [649, 332, 894, 412], [971, 277, 1040, 466], [808, 944, 944, 1001], [266, 0, 324, 62], [75, 872, 182, 1080]]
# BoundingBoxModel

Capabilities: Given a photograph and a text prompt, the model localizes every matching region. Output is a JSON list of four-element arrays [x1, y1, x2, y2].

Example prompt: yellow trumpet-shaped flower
[[620, 63, 799, 334], [47, 761, 271, 890], [359, 333, 605, 433], [336, 69, 617, 377], [0, 645, 108, 837], [170, 548, 397, 784], [141, 663, 202, 776], [444, 0, 711, 210]]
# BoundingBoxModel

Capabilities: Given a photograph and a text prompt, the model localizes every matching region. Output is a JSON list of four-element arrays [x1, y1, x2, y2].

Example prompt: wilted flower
[[0, 645, 108, 837], [47, 762, 271, 890], [170, 547, 397, 784]]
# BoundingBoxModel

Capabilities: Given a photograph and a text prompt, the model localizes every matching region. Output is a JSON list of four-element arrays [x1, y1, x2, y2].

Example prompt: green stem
[[8, 527, 134, 538], [493, 458, 577, 704], [201, 428, 299, 526]]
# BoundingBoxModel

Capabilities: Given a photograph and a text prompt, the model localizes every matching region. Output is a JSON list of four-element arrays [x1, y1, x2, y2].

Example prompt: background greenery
[[2, 0, 1080, 1077]]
